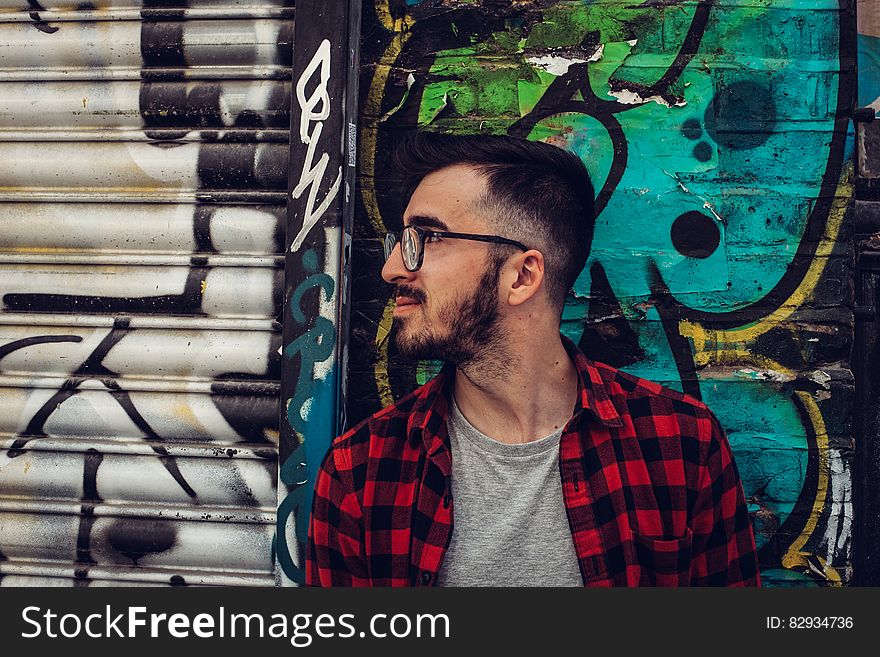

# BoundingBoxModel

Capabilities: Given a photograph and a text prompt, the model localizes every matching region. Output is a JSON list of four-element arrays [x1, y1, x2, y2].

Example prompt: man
[[306, 132, 761, 587]]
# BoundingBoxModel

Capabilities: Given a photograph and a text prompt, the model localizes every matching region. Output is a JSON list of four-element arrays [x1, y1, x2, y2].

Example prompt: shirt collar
[[559, 333, 625, 428], [406, 334, 624, 452]]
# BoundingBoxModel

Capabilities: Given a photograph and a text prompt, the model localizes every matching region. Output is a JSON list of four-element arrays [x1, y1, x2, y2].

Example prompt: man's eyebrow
[[405, 215, 449, 231]]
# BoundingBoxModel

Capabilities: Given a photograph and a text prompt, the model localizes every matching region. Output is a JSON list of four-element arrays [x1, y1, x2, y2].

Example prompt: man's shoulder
[[588, 359, 716, 434], [327, 378, 435, 462]]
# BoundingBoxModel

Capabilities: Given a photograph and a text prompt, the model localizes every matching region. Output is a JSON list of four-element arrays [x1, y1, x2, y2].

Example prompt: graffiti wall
[[349, 0, 856, 586], [0, 0, 293, 585]]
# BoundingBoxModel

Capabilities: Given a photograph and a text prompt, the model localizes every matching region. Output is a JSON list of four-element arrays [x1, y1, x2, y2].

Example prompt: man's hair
[[392, 132, 595, 312]]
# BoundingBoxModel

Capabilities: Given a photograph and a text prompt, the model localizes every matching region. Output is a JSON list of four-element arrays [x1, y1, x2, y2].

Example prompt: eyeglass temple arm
[[431, 231, 528, 252]]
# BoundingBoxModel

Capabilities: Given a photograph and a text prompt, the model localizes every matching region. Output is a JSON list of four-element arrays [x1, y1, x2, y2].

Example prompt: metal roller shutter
[[0, 0, 293, 586]]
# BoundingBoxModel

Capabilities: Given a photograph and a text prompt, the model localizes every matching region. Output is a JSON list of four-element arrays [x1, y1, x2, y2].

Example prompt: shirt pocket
[[630, 527, 693, 587]]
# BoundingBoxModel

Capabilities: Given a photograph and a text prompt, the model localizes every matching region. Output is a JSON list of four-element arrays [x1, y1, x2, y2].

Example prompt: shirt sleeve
[[690, 412, 762, 586], [305, 442, 370, 586]]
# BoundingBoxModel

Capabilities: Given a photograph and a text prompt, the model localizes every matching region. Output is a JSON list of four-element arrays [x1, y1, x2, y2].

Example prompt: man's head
[[381, 132, 595, 368]]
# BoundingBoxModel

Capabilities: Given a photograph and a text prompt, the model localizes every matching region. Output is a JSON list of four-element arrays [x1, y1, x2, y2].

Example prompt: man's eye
[[425, 233, 443, 243]]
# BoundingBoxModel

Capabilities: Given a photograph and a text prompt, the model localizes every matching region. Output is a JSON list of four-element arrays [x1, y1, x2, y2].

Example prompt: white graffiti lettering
[[291, 38, 342, 252]]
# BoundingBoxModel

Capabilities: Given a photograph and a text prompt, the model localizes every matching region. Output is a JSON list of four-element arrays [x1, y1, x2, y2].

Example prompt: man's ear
[[505, 249, 545, 307]]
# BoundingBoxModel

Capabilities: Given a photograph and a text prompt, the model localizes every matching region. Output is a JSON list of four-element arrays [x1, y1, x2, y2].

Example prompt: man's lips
[[394, 287, 425, 313], [395, 296, 421, 307]]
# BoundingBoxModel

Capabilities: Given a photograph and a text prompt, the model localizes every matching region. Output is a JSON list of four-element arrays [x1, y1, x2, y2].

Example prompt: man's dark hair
[[392, 132, 595, 313]]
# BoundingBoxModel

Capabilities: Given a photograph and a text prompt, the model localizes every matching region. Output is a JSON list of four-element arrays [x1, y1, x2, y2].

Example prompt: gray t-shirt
[[437, 398, 583, 587]]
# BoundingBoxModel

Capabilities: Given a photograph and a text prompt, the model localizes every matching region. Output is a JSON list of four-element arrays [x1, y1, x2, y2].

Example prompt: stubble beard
[[391, 261, 511, 377]]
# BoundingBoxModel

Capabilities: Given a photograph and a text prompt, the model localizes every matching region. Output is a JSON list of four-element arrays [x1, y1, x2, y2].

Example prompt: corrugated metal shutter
[[0, 0, 293, 585]]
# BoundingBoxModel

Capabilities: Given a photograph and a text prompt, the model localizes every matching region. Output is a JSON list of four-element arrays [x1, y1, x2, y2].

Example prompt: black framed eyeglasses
[[383, 225, 528, 272]]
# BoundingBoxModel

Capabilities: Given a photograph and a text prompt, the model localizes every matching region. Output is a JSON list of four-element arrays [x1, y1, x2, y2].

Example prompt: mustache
[[394, 285, 427, 304]]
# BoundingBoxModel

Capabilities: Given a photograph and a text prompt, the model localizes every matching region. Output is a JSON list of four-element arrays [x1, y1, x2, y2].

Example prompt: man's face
[[381, 164, 509, 366]]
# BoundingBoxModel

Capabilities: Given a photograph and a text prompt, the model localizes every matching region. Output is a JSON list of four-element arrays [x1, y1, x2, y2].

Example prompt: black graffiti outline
[[0, 334, 83, 360], [505, 0, 716, 207], [4, 265, 209, 315], [617, 0, 714, 107], [500, 0, 850, 394], [0, 323, 207, 580], [4, 322, 198, 500], [26, 0, 59, 34], [579, 261, 646, 368], [625, 0, 853, 400], [506, 63, 630, 217], [73, 448, 103, 586]]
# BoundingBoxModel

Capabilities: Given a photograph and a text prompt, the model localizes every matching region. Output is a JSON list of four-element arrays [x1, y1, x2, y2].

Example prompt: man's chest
[[360, 428, 694, 586]]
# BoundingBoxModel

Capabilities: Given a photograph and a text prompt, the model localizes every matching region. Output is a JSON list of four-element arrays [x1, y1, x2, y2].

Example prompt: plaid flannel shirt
[[307, 335, 760, 587]]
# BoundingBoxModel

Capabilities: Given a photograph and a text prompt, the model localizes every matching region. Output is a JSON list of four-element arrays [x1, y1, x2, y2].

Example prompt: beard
[[391, 258, 508, 369]]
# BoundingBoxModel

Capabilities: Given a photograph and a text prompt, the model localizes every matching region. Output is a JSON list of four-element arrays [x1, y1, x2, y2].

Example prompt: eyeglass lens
[[401, 227, 419, 270], [384, 227, 422, 271], [383, 232, 397, 260]]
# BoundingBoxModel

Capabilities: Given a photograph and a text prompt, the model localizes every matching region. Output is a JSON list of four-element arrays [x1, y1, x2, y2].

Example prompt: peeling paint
[[607, 87, 687, 108], [422, 91, 450, 126], [379, 72, 415, 122], [526, 45, 603, 76], [735, 368, 797, 383], [808, 370, 832, 390]]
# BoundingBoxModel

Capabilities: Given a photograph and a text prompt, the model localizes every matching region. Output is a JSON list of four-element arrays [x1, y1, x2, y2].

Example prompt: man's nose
[[381, 242, 416, 284]]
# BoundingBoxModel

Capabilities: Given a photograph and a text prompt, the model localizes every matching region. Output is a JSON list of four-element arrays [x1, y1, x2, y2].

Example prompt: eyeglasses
[[383, 225, 528, 272]]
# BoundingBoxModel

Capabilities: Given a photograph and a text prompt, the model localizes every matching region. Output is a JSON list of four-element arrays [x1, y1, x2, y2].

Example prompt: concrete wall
[[349, 0, 857, 586], [854, 0, 880, 583]]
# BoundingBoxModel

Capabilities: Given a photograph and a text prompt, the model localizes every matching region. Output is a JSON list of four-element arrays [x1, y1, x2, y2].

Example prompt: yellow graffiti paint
[[368, 0, 415, 408], [360, 0, 851, 584], [690, 349, 840, 584], [361, 0, 414, 237], [374, 297, 396, 407], [783, 391, 840, 585]]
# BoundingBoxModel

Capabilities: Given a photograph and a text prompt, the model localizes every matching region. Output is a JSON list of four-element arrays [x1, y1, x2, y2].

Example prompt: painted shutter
[[0, 0, 293, 586]]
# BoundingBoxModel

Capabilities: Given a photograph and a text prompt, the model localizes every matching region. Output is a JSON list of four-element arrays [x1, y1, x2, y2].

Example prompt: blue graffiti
[[277, 249, 339, 583]]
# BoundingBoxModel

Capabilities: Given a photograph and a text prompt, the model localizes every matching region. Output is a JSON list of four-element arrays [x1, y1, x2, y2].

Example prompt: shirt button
[[420, 572, 432, 585]]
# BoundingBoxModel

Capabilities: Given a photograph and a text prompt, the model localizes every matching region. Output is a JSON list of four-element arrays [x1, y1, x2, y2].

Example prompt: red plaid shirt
[[307, 336, 760, 587]]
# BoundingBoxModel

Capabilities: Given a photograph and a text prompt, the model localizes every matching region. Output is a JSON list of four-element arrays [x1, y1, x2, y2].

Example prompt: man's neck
[[451, 333, 578, 445]]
